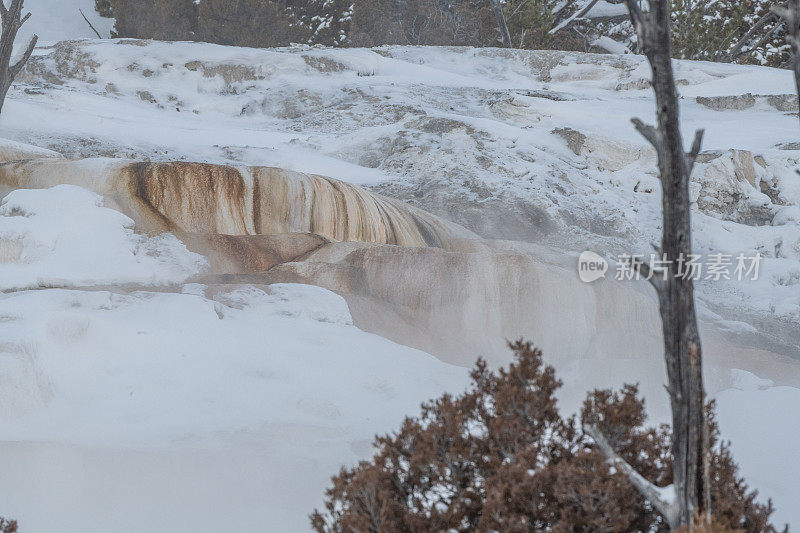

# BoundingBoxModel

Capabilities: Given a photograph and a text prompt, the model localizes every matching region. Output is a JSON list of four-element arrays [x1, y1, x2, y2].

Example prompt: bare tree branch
[[549, 0, 602, 35], [630, 257, 664, 294], [686, 128, 705, 175], [726, 10, 779, 62], [737, 22, 788, 64], [0, 0, 38, 113], [584, 424, 678, 526], [490, 0, 512, 48], [631, 117, 661, 150], [79, 8, 103, 39], [9, 33, 35, 77], [626, 0, 648, 44]]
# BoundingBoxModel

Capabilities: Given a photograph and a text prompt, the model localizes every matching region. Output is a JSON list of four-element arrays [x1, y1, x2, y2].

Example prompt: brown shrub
[[0, 517, 17, 533], [311, 341, 779, 532]]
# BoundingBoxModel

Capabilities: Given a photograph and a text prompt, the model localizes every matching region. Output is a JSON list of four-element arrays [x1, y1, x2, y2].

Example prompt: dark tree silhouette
[[0, 0, 37, 114], [584, 0, 710, 528]]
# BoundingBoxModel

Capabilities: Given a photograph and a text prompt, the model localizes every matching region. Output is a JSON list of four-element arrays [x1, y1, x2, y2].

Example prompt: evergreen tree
[[669, 0, 787, 67]]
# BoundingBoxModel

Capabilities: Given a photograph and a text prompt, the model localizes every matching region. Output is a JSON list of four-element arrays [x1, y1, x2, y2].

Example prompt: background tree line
[[95, 0, 789, 67]]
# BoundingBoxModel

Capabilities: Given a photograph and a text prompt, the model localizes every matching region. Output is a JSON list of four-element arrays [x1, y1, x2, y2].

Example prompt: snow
[[716, 382, 800, 529], [15, 0, 115, 45], [0, 285, 468, 532], [0, 282, 467, 448], [0, 186, 469, 531], [586, 0, 629, 18], [729, 368, 775, 391], [0, 186, 793, 530], [0, 185, 207, 290], [591, 35, 632, 54]]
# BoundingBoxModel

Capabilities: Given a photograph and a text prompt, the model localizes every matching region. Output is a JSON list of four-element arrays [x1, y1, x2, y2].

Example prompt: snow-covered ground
[[0, 5, 798, 530], [0, 184, 797, 530]]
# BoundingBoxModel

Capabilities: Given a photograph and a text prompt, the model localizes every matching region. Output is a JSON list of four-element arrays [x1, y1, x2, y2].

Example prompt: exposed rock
[[693, 149, 774, 226], [731, 150, 758, 188], [760, 179, 787, 206], [517, 90, 571, 102], [370, 179, 557, 242], [136, 90, 156, 103], [767, 94, 799, 112], [583, 135, 650, 172], [302, 55, 347, 73], [696, 93, 798, 113], [256, 240, 664, 370], [696, 93, 756, 111], [408, 116, 475, 135], [19, 40, 101, 85], [777, 142, 800, 151], [615, 78, 651, 91], [695, 151, 724, 164], [552, 127, 587, 156], [184, 60, 267, 84], [0, 152, 795, 405]]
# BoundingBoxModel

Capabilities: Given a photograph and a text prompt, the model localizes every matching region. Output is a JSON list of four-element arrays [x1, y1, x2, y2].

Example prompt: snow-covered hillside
[[6, 40, 800, 344], [0, 22, 798, 533]]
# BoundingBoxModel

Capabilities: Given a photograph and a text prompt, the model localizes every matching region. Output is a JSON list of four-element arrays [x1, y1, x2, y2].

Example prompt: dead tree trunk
[[584, 0, 709, 529], [490, 0, 512, 48], [774, 1, 800, 129], [0, 0, 37, 114]]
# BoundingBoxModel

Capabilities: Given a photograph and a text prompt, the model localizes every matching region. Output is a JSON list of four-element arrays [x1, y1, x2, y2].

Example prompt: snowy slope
[[0, 185, 469, 532], [0, 185, 207, 290], [0, 186, 795, 530], [3, 40, 799, 351]]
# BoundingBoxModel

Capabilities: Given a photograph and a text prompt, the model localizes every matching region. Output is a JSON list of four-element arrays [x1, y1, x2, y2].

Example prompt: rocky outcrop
[[696, 93, 799, 113], [692, 150, 774, 226], [0, 159, 475, 251]]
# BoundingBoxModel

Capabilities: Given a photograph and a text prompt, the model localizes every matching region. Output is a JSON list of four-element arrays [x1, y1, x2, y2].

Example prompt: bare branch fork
[[549, 0, 602, 35], [773, 0, 800, 129], [586, 0, 710, 529], [584, 423, 678, 525], [0, 0, 38, 113]]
